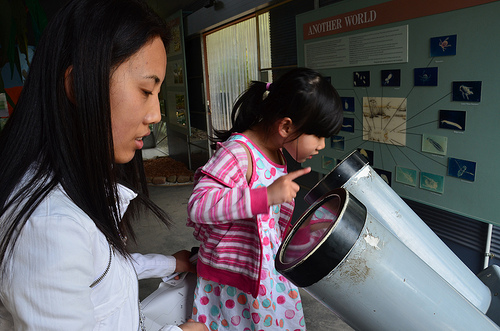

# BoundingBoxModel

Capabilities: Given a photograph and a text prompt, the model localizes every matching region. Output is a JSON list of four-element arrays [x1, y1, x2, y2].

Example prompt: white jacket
[[0, 184, 181, 331]]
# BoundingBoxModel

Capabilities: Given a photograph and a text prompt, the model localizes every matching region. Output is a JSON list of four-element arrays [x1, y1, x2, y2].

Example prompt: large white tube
[[305, 150, 492, 313], [277, 189, 499, 330]]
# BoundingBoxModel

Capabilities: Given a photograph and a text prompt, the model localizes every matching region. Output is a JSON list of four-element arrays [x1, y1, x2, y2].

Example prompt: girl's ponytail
[[211, 67, 343, 149], [211, 81, 268, 146]]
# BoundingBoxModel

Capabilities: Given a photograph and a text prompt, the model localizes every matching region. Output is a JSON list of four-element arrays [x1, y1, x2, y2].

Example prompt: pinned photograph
[[322, 156, 336, 170], [381, 69, 401, 87], [353, 71, 370, 87], [448, 157, 476, 182], [341, 97, 355, 112], [452, 81, 482, 102], [395, 166, 417, 187], [422, 134, 447, 156], [357, 148, 373, 165], [166, 60, 184, 85], [374, 168, 392, 186], [341, 117, 354, 133], [331, 135, 345, 151], [362, 97, 407, 146], [439, 110, 466, 131], [0, 93, 8, 118], [420, 172, 444, 194], [430, 34, 457, 57], [414, 67, 438, 86]]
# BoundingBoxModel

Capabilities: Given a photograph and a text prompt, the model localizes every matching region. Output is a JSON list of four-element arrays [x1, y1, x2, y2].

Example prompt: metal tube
[[277, 188, 499, 330], [485, 223, 493, 269], [305, 150, 492, 313], [306, 212, 499, 330]]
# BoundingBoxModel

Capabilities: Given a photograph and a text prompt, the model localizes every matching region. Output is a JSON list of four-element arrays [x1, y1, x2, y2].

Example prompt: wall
[[296, 0, 500, 226], [292, 0, 500, 272]]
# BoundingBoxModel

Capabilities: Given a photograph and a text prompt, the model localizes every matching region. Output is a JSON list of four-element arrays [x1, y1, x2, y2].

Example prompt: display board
[[297, 0, 500, 225], [164, 10, 190, 135]]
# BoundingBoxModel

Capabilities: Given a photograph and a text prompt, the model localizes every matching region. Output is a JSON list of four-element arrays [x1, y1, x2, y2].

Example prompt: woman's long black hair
[[0, 0, 171, 267], [213, 67, 343, 146]]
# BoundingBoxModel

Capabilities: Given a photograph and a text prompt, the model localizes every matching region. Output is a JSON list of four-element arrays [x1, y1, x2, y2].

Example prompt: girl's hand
[[267, 167, 311, 206], [172, 250, 197, 274], [178, 319, 209, 331]]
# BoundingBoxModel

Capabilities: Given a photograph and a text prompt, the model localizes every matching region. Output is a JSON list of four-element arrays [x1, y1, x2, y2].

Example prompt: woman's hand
[[179, 319, 209, 331], [267, 167, 311, 206]]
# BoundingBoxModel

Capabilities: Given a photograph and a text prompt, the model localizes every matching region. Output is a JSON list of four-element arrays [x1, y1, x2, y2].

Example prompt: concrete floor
[[129, 184, 353, 331]]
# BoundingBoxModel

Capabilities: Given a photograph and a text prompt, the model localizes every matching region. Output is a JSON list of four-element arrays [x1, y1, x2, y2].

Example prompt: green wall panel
[[296, 0, 500, 225]]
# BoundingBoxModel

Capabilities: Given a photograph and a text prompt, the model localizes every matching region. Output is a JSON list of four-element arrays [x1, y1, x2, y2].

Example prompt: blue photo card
[[357, 148, 373, 165], [331, 135, 345, 151], [452, 81, 482, 102], [381, 69, 401, 86], [439, 110, 466, 131], [353, 71, 370, 87], [374, 168, 392, 186], [448, 157, 476, 182], [430, 35, 457, 57], [341, 117, 355, 133], [414, 67, 438, 86], [341, 97, 355, 112]]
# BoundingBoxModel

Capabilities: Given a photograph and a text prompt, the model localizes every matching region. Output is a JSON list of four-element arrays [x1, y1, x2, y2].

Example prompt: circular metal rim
[[276, 188, 366, 287], [304, 150, 369, 205]]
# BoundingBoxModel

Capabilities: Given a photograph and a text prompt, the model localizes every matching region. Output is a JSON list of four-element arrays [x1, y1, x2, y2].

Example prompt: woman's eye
[[143, 90, 153, 96]]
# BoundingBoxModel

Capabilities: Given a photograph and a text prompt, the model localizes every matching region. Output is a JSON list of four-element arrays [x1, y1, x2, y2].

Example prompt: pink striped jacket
[[186, 138, 294, 297]]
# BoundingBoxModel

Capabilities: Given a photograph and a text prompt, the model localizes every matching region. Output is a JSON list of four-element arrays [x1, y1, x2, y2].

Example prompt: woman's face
[[109, 37, 167, 164]]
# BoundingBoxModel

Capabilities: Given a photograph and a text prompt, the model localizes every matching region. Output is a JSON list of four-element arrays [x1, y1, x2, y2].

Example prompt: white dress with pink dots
[[192, 134, 306, 331]]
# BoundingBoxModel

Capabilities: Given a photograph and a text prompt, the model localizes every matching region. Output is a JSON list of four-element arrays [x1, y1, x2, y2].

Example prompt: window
[[203, 13, 270, 133]]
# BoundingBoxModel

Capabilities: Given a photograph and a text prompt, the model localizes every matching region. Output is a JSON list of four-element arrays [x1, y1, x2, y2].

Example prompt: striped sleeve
[[187, 141, 269, 226]]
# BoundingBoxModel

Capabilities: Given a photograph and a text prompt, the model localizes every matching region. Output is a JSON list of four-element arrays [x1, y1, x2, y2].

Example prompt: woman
[[0, 0, 206, 330]]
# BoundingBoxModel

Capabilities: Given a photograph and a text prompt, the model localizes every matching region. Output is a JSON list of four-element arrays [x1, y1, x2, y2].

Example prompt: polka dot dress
[[192, 134, 306, 330]]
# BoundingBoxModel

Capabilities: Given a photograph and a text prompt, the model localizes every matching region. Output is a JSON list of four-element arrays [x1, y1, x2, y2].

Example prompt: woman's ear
[[64, 66, 75, 104], [278, 117, 293, 138]]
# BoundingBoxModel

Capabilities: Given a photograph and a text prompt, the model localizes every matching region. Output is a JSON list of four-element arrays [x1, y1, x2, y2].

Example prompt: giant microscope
[[276, 150, 500, 330]]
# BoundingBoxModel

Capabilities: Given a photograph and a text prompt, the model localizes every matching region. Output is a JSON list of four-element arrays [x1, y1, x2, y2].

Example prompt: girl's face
[[283, 134, 326, 163], [109, 37, 167, 164]]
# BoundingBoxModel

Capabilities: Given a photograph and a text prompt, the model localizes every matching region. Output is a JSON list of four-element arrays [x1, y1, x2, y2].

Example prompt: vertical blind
[[205, 17, 259, 132], [259, 12, 271, 70]]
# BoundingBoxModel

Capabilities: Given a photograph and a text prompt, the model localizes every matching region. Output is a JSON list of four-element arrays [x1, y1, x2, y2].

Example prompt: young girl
[[187, 68, 343, 330]]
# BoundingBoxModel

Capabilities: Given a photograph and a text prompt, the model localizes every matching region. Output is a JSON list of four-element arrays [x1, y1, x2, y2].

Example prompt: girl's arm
[[187, 173, 268, 225], [187, 141, 268, 226]]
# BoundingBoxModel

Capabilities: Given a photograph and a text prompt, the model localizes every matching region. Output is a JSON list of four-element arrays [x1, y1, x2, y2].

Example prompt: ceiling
[[144, 0, 208, 18], [40, 0, 208, 21]]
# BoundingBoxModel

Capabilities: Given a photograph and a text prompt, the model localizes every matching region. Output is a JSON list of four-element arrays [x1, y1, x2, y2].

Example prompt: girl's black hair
[[0, 0, 171, 267], [212, 67, 343, 146]]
